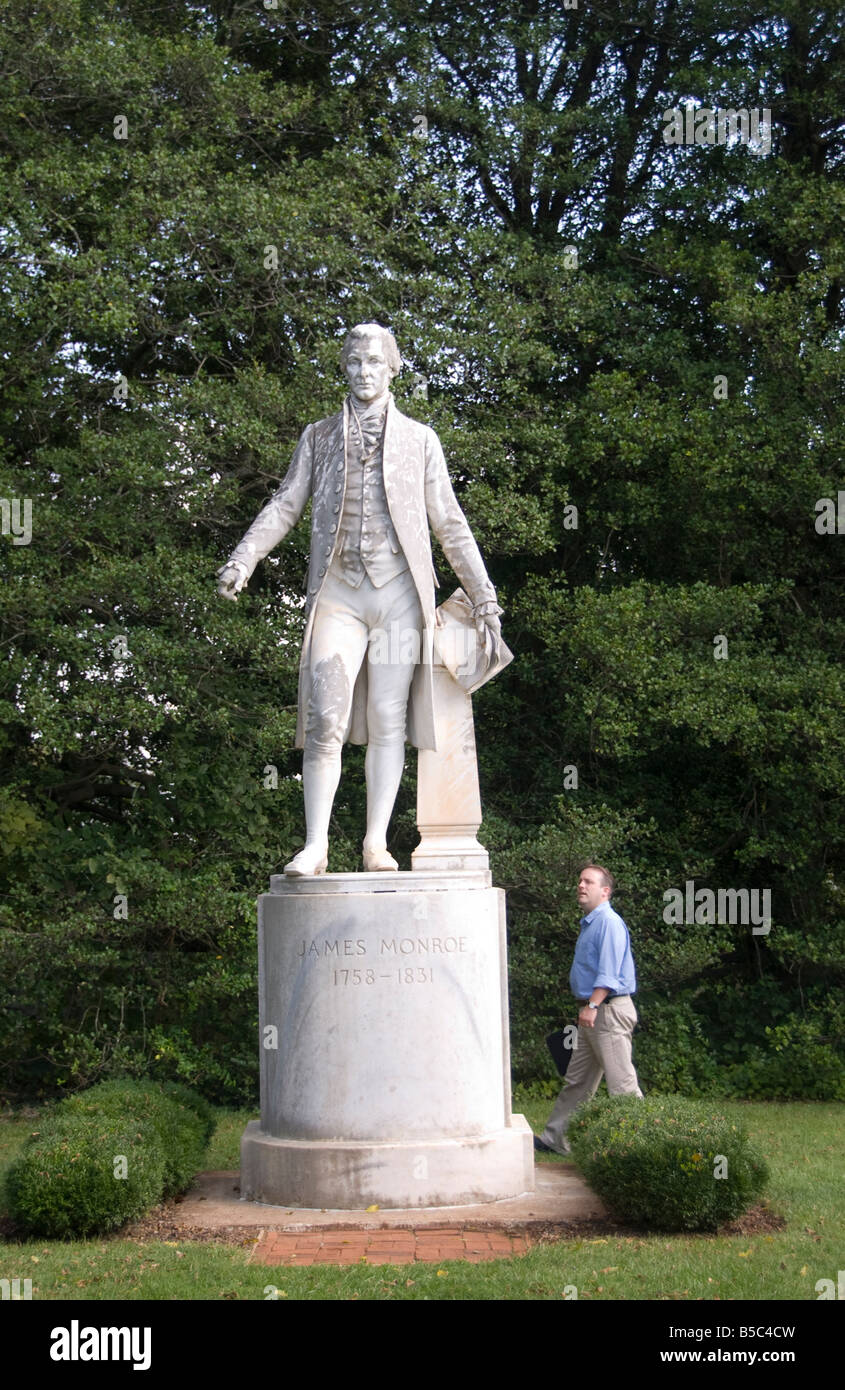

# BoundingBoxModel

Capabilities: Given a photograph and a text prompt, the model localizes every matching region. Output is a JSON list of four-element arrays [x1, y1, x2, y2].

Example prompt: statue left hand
[[475, 611, 503, 670]]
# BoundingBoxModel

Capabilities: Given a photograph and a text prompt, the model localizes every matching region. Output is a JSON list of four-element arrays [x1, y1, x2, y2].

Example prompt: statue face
[[344, 337, 392, 404]]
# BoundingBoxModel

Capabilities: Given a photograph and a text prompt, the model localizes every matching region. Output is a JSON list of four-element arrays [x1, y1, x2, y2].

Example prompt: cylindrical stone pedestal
[[240, 869, 534, 1209]]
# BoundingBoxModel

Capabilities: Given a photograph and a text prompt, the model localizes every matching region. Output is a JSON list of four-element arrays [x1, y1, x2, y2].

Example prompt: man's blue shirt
[[570, 900, 637, 998]]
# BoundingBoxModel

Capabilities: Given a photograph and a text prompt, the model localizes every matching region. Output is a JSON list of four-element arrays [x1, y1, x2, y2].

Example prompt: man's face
[[577, 869, 610, 914], [344, 337, 392, 404]]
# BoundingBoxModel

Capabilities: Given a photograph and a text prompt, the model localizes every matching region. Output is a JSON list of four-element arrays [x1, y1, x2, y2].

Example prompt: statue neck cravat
[[348, 395, 389, 458]]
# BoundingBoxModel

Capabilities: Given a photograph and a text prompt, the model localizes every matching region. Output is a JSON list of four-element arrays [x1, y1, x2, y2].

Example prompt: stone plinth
[[240, 871, 534, 1209], [413, 665, 489, 872]]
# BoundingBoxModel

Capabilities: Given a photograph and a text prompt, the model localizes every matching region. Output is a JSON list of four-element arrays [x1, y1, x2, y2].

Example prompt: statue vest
[[330, 407, 409, 589]]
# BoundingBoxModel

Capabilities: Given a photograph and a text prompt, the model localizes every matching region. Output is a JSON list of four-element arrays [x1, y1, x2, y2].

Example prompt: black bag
[[545, 1025, 578, 1077]]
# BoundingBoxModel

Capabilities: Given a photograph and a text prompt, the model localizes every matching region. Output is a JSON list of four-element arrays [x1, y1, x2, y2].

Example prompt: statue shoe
[[283, 844, 328, 876], [362, 846, 399, 872]]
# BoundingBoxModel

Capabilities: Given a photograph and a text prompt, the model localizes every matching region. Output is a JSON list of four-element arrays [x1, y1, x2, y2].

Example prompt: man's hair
[[581, 863, 615, 894], [340, 323, 402, 377]]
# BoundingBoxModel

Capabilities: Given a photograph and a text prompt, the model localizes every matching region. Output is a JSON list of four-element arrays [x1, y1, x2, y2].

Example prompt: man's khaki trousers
[[540, 994, 643, 1154]]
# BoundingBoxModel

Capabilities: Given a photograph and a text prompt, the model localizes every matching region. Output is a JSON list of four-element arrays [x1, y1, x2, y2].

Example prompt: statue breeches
[[304, 567, 422, 751]]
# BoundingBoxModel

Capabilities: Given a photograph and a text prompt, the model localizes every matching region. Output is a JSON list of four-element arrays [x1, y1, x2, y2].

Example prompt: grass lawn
[[0, 1095, 841, 1300]]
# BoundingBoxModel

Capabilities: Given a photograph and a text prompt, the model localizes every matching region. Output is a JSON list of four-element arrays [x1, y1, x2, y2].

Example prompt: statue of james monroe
[[217, 324, 502, 875]]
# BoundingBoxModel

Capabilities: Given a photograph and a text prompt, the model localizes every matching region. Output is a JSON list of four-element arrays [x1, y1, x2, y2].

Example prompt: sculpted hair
[[340, 323, 402, 377], [581, 863, 615, 894]]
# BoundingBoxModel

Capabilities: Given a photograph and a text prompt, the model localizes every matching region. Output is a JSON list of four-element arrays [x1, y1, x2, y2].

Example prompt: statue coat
[[227, 396, 497, 751]]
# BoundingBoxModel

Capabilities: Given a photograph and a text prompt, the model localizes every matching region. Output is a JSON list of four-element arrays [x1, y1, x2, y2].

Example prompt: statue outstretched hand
[[217, 561, 248, 601]]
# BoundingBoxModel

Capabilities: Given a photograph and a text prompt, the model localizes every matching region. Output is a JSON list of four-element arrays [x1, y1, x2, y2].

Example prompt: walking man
[[535, 864, 643, 1155]]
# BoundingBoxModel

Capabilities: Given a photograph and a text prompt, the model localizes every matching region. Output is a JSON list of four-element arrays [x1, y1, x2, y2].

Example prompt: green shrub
[[5, 1080, 210, 1236], [56, 1080, 208, 1197], [632, 1000, 721, 1097], [0, 894, 259, 1107], [568, 1093, 770, 1231], [720, 1017, 845, 1101], [159, 1081, 217, 1145], [5, 1113, 166, 1238]]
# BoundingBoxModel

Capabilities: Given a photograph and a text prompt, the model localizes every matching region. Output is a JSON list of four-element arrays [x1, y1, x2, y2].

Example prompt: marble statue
[[217, 324, 503, 875]]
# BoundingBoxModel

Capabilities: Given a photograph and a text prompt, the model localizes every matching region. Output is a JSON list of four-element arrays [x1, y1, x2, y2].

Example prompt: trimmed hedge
[[56, 1079, 209, 1197], [5, 1080, 212, 1237], [158, 1081, 217, 1146], [568, 1093, 770, 1232]]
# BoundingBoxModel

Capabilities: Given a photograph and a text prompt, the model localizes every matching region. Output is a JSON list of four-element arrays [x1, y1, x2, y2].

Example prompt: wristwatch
[[586, 1001, 600, 1010]]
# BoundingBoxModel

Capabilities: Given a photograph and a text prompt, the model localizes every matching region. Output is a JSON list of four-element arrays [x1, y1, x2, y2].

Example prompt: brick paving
[[249, 1226, 530, 1266]]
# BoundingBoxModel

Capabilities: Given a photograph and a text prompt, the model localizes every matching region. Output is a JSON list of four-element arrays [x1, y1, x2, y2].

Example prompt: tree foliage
[[1, 0, 842, 1100]]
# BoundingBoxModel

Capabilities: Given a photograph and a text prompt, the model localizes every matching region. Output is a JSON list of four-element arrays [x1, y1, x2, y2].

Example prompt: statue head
[[340, 323, 401, 404]]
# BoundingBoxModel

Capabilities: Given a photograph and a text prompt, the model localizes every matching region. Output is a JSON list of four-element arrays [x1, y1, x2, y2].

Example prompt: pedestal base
[[240, 1115, 534, 1209], [241, 871, 534, 1209]]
